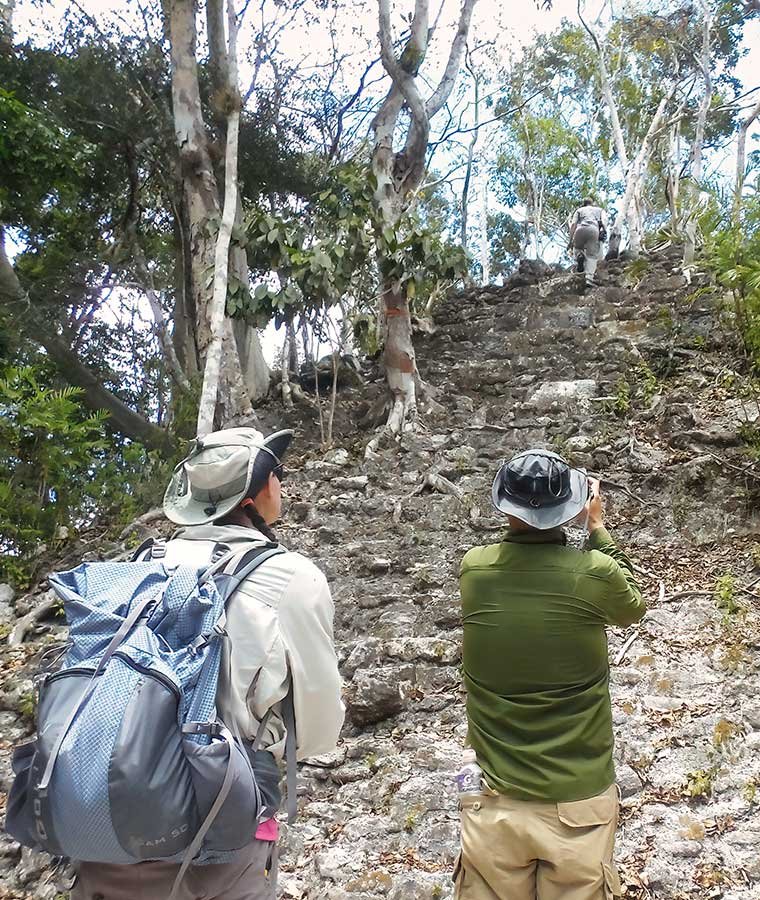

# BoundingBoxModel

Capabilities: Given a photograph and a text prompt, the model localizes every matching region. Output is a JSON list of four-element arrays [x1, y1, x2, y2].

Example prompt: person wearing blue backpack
[[6, 427, 344, 900]]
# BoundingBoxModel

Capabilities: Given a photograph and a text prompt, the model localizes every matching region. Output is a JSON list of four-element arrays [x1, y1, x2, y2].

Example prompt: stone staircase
[[276, 249, 760, 899], [2, 248, 760, 900]]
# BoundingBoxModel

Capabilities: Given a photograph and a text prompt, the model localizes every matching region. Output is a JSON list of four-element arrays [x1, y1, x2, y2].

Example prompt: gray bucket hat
[[163, 427, 293, 526], [491, 449, 590, 529]]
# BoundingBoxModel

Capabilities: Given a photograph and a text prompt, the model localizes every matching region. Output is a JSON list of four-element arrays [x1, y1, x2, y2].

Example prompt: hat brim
[[491, 466, 589, 529], [163, 429, 294, 526]]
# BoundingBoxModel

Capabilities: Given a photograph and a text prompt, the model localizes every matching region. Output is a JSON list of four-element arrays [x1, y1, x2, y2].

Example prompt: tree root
[[9, 592, 60, 646]]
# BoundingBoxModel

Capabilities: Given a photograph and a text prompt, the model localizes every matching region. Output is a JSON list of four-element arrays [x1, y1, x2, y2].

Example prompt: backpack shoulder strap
[[130, 537, 167, 562], [202, 542, 286, 605]]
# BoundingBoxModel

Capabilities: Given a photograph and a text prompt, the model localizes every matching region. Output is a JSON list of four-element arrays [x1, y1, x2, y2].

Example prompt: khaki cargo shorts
[[454, 783, 621, 900]]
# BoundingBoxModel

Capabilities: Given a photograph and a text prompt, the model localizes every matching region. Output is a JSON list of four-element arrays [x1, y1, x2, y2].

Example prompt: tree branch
[[378, 0, 430, 135], [0, 232, 174, 454], [425, 0, 478, 117]]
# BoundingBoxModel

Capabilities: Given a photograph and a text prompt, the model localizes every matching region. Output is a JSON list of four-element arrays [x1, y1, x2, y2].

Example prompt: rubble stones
[[345, 667, 406, 726], [528, 379, 598, 411], [0, 584, 14, 625]]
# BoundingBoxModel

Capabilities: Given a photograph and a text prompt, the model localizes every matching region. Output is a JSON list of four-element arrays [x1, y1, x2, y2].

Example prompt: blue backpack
[[5, 539, 285, 893]]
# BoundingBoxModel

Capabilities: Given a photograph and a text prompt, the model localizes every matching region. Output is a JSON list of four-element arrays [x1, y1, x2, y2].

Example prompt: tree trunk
[[371, 0, 477, 435], [734, 95, 760, 223], [384, 279, 418, 434], [665, 119, 681, 229], [207, 0, 270, 403], [170, 195, 200, 379], [281, 326, 294, 411], [578, 1, 630, 176], [460, 52, 480, 253], [0, 0, 13, 43], [608, 92, 672, 257], [684, 2, 713, 265], [478, 164, 490, 285], [164, 0, 258, 430], [196, 0, 250, 436], [0, 232, 173, 453]]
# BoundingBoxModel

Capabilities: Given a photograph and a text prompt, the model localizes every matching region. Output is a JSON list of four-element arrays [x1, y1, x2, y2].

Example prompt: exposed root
[[9, 592, 60, 646]]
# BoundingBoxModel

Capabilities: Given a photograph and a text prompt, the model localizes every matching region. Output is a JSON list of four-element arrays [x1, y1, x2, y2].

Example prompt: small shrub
[[624, 256, 650, 286], [17, 690, 37, 722], [637, 363, 660, 405], [714, 574, 740, 617], [404, 809, 420, 832], [683, 768, 714, 799], [614, 378, 631, 416], [712, 718, 738, 748]]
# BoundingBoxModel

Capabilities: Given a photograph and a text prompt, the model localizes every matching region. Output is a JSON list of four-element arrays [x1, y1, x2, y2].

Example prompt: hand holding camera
[[585, 478, 603, 532]]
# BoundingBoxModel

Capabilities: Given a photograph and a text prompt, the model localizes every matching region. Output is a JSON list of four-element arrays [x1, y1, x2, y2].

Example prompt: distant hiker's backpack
[[5, 539, 285, 881], [598, 220, 608, 243]]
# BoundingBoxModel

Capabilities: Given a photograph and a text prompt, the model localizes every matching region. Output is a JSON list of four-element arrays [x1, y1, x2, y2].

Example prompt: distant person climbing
[[71, 427, 345, 900], [569, 196, 608, 286], [455, 450, 645, 900]]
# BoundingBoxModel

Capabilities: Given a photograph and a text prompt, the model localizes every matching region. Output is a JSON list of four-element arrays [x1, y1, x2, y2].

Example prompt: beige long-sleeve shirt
[[163, 524, 344, 761]]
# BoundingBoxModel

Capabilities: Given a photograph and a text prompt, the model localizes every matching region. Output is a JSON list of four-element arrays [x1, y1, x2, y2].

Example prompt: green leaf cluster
[[235, 161, 465, 332], [0, 365, 107, 577], [0, 88, 91, 227], [702, 197, 760, 368], [0, 363, 175, 586]]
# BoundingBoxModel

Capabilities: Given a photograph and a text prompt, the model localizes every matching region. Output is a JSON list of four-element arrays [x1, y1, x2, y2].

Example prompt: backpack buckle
[[189, 633, 211, 654], [182, 721, 222, 737]]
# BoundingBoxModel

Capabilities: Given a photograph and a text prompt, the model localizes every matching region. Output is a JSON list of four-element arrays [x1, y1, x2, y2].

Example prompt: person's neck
[[506, 517, 539, 534], [217, 510, 255, 529]]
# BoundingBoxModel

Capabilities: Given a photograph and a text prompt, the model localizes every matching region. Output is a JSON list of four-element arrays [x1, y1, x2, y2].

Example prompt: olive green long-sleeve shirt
[[459, 526, 644, 802]]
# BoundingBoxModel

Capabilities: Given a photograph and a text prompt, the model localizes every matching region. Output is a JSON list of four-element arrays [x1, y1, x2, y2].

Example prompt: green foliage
[[683, 768, 714, 799], [0, 88, 91, 227], [241, 163, 377, 327], [703, 197, 760, 368], [0, 362, 176, 586], [637, 363, 660, 406], [240, 162, 465, 335], [624, 257, 650, 286], [17, 690, 37, 722], [0, 365, 108, 577], [487, 211, 522, 277], [713, 573, 740, 617], [376, 216, 467, 312], [614, 377, 631, 416]]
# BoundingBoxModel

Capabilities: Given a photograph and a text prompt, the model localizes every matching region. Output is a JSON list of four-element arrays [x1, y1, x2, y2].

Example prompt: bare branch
[[426, 0, 478, 117], [329, 55, 383, 160]]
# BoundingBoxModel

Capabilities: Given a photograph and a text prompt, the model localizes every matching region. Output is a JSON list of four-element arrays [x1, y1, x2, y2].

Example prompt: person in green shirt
[[455, 449, 644, 900]]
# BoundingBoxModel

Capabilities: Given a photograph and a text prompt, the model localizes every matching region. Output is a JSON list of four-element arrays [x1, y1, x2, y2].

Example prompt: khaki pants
[[454, 784, 621, 900], [72, 840, 277, 900], [572, 224, 602, 284]]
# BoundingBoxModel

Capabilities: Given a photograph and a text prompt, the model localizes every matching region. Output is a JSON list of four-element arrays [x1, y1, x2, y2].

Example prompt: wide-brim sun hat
[[491, 449, 590, 530], [163, 427, 293, 526]]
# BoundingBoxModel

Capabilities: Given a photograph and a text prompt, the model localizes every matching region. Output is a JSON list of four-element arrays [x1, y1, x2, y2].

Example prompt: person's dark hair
[[582, 196, 594, 207], [241, 503, 277, 542], [214, 471, 279, 542]]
